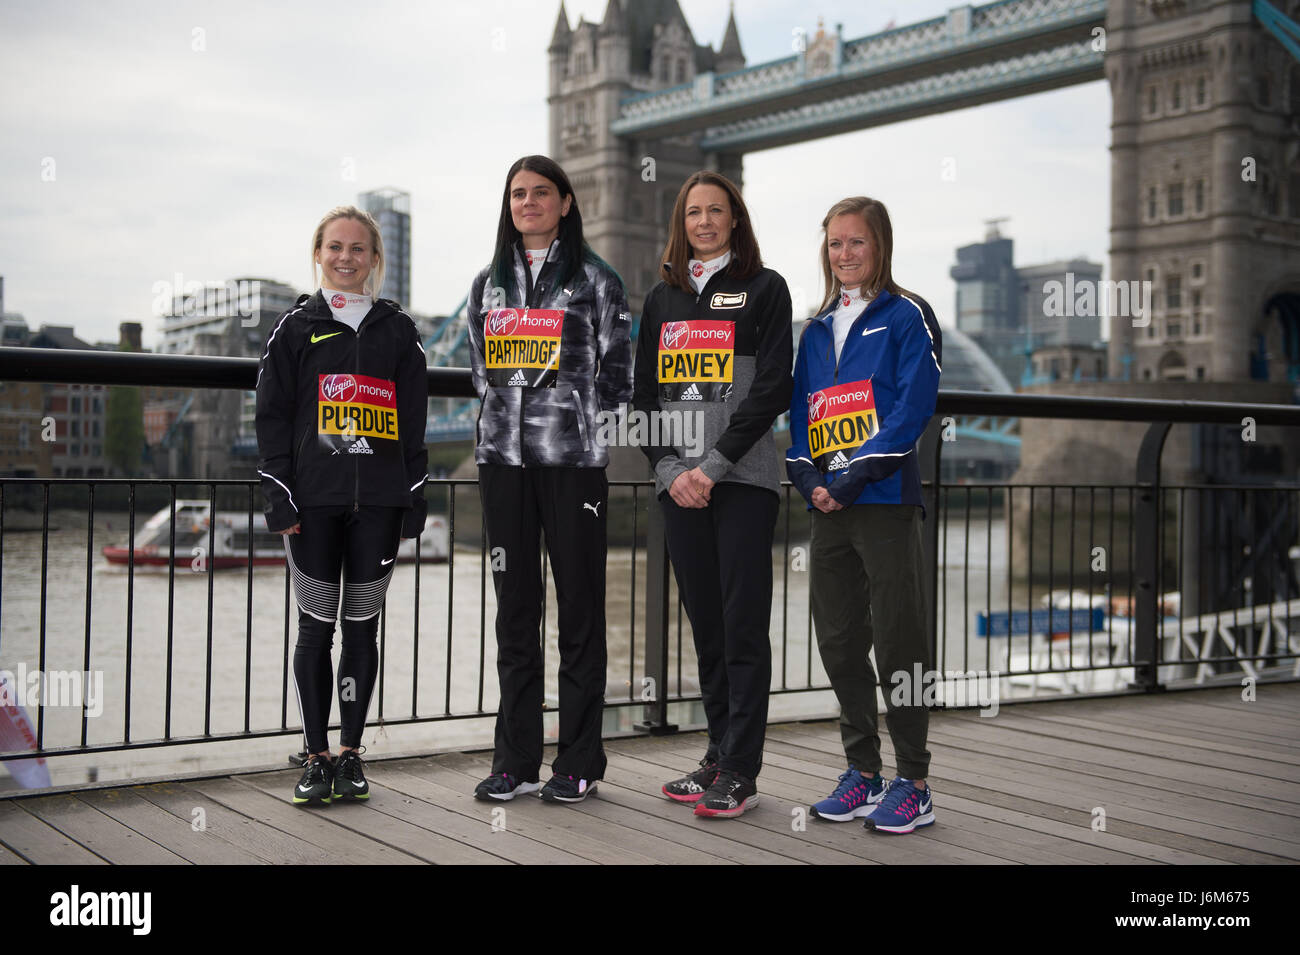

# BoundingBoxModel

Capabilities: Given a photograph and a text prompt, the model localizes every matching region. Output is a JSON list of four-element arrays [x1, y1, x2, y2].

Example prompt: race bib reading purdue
[[318, 373, 398, 454], [657, 320, 734, 401], [808, 381, 879, 473], [485, 308, 564, 387]]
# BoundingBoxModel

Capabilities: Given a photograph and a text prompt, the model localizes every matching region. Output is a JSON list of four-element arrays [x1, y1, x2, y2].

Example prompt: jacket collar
[[297, 290, 396, 325], [813, 288, 895, 331]]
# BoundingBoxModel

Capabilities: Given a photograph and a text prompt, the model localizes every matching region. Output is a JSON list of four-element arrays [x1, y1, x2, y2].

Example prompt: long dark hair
[[489, 155, 619, 300], [660, 170, 762, 293]]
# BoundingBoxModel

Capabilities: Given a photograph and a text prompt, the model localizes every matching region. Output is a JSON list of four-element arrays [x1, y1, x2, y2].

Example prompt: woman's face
[[316, 218, 376, 295], [683, 183, 734, 261], [510, 169, 572, 248], [826, 213, 875, 292]]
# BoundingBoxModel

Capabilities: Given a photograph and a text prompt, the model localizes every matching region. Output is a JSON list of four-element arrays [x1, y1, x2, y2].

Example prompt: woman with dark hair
[[786, 196, 942, 834], [467, 155, 633, 805], [632, 170, 793, 818], [256, 205, 429, 806]]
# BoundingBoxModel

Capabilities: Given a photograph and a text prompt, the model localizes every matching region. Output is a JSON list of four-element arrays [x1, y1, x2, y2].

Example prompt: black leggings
[[285, 505, 403, 754]]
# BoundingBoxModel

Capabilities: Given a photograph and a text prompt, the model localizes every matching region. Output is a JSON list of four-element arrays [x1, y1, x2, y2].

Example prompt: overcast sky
[[0, 0, 1110, 348]]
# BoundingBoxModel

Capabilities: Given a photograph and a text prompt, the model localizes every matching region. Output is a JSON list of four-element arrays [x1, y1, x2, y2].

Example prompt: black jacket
[[255, 291, 429, 535]]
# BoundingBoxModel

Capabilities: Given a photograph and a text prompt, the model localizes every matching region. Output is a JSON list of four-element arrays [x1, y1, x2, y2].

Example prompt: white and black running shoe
[[332, 747, 370, 801], [539, 774, 597, 803], [292, 754, 334, 806], [694, 770, 759, 818], [662, 757, 719, 803], [473, 772, 541, 801]]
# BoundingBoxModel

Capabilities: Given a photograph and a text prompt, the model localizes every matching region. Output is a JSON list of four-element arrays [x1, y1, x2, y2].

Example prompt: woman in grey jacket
[[466, 155, 633, 805]]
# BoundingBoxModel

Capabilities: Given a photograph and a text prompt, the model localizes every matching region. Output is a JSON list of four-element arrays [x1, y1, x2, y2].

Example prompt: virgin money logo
[[331, 294, 346, 309], [487, 309, 520, 336], [841, 293, 851, 308], [662, 322, 690, 350], [808, 390, 829, 423], [322, 374, 357, 402], [692, 262, 705, 278]]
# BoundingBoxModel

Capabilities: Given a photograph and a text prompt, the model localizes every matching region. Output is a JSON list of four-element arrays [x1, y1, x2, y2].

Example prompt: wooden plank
[[608, 744, 1016, 865], [1021, 711, 1300, 760], [233, 772, 511, 865], [133, 781, 351, 865], [1136, 699, 1300, 738], [190, 776, 423, 865], [0, 800, 106, 865], [425, 753, 766, 865], [78, 787, 265, 865], [0, 840, 29, 864], [20, 794, 188, 865], [361, 762, 595, 864]]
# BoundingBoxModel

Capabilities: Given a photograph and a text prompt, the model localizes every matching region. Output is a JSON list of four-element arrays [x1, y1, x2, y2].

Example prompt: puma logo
[[582, 502, 601, 517]]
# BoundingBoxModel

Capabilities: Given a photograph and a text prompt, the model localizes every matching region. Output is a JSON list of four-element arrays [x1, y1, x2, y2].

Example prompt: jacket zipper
[[353, 317, 364, 511]]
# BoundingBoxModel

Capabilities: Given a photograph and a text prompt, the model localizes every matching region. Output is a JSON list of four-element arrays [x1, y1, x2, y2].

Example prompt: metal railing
[[2, 345, 1299, 786]]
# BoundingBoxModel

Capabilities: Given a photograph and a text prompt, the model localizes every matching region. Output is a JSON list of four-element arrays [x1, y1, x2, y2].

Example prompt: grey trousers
[[810, 503, 932, 779]]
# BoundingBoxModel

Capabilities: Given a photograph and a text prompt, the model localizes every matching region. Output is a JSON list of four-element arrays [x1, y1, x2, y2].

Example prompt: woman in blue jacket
[[786, 196, 942, 834]]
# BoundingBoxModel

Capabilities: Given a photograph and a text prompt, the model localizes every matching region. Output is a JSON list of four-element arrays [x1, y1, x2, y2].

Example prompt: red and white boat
[[102, 500, 449, 568]]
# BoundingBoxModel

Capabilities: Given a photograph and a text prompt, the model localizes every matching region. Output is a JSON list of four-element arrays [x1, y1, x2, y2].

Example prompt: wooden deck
[[2, 683, 1298, 865]]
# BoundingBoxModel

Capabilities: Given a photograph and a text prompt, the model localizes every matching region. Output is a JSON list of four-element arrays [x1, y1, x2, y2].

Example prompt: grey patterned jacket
[[467, 241, 634, 467]]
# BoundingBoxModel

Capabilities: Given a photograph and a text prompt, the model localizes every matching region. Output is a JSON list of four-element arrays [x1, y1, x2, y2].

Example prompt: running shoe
[[473, 772, 541, 802], [662, 757, 719, 803], [539, 774, 597, 803], [864, 777, 935, 834], [693, 770, 758, 818], [332, 747, 370, 801], [810, 767, 888, 822], [292, 754, 334, 806]]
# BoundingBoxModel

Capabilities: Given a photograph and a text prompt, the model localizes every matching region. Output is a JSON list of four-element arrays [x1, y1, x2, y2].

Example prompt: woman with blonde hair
[[256, 205, 429, 806], [786, 196, 942, 833]]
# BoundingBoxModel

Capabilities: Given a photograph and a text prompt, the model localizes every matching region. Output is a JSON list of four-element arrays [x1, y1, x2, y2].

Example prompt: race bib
[[808, 381, 879, 474], [657, 320, 734, 401], [485, 308, 564, 387], [318, 373, 398, 455]]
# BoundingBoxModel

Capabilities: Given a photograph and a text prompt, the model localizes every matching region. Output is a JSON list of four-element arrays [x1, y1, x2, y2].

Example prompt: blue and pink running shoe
[[810, 767, 888, 822], [865, 777, 935, 834]]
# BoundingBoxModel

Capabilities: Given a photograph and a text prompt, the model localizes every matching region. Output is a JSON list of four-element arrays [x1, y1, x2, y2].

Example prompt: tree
[[104, 345, 144, 476]]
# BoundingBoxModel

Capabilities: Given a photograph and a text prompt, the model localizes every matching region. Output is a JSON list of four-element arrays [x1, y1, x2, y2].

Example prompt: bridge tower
[[1107, 0, 1300, 386], [547, 0, 746, 309]]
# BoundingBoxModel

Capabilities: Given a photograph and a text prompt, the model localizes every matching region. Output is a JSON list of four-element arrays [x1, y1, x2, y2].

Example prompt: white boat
[[103, 500, 448, 568]]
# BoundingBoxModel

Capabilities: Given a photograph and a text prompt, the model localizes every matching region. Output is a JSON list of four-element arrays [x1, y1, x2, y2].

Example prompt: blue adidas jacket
[[786, 288, 942, 509]]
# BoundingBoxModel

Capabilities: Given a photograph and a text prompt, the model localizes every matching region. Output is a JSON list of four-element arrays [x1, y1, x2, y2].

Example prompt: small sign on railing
[[977, 607, 1105, 638]]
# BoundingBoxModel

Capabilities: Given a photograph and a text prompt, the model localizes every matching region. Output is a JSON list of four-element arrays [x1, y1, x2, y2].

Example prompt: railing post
[[919, 415, 944, 669], [637, 495, 677, 734], [1134, 421, 1171, 691]]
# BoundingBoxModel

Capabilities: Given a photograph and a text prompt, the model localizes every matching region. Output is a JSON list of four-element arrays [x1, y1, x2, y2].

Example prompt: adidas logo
[[507, 369, 528, 386], [681, 383, 703, 401], [348, 437, 375, 455], [828, 451, 850, 470]]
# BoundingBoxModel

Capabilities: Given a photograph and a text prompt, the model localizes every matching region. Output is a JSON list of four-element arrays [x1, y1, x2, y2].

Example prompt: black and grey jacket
[[633, 263, 794, 496], [255, 291, 429, 535], [467, 240, 634, 467]]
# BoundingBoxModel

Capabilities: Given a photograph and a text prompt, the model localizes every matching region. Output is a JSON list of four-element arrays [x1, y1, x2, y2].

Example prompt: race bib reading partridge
[[485, 308, 564, 387], [808, 381, 879, 473], [657, 320, 734, 401], [318, 373, 398, 455]]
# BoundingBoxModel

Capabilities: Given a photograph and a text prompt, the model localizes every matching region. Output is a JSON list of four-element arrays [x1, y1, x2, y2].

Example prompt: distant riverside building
[[158, 278, 297, 356], [950, 225, 1105, 387], [359, 188, 411, 306], [24, 325, 109, 478]]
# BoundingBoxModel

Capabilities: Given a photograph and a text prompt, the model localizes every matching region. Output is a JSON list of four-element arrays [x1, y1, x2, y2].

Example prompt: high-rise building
[[158, 277, 298, 356], [359, 188, 411, 306], [950, 221, 1023, 386]]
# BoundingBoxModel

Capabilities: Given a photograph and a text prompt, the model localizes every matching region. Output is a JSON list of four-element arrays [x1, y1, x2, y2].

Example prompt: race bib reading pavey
[[657, 320, 734, 401], [808, 380, 879, 473], [485, 308, 564, 387], [318, 373, 398, 454]]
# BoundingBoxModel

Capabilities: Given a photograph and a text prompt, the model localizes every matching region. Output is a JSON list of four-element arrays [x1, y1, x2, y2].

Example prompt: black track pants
[[285, 505, 403, 754], [479, 464, 609, 782], [659, 482, 777, 780]]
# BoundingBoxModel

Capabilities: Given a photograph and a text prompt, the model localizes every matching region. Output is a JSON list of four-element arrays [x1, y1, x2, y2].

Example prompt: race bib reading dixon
[[808, 381, 879, 473], [657, 320, 734, 401], [485, 308, 564, 387]]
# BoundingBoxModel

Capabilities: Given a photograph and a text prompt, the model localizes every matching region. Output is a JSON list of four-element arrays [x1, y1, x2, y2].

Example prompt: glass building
[[359, 188, 411, 306]]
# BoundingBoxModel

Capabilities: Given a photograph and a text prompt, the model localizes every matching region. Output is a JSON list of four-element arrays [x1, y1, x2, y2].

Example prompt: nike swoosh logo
[[381, 558, 394, 566], [296, 785, 313, 794], [311, 331, 343, 343], [862, 326, 887, 337]]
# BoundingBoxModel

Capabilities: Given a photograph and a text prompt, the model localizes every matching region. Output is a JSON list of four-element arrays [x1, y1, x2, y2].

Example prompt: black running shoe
[[694, 770, 758, 818], [662, 757, 719, 803], [538, 774, 597, 804], [332, 747, 370, 801], [473, 772, 541, 801], [292, 754, 334, 806]]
